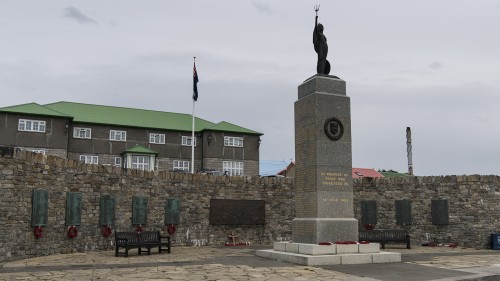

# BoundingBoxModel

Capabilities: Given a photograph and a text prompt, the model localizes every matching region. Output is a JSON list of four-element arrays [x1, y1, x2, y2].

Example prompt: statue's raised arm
[[313, 5, 330, 75], [313, 5, 320, 53]]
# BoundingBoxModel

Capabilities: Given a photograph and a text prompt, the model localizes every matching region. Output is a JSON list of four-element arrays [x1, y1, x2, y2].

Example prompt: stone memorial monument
[[292, 75, 358, 244], [256, 6, 401, 265], [293, 5, 356, 242]]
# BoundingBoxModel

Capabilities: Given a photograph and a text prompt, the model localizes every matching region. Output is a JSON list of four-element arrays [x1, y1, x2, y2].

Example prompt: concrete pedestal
[[292, 218, 359, 244], [256, 242, 401, 266]]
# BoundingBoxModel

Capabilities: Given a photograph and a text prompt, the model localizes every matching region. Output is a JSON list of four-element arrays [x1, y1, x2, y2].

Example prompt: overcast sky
[[1, 1, 499, 176]]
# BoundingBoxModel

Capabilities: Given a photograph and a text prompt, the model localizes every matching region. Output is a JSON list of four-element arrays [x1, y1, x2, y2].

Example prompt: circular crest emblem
[[324, 117, 344, 141]]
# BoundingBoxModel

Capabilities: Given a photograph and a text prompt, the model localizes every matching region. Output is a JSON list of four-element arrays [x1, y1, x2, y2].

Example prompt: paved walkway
[[1, 246, 500, 280]]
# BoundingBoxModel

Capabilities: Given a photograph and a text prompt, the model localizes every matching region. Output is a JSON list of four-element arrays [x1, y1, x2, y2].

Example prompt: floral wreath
[[167, 224, 177, 235], [101, 225, 112, 237], [135, 224, 143, 233], [33, 226, 43, 239], [363, 224, 375, 230], [67, 226, 78, 239]]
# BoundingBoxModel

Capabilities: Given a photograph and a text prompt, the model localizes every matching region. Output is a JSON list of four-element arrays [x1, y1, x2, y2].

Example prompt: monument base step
[[255, 242, 401, 266], [255, 249, 401, 265]]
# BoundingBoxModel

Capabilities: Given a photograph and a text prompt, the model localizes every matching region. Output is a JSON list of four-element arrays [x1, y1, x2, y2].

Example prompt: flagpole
[[191, 98, 195, 174], [191, 57, 196, 174]]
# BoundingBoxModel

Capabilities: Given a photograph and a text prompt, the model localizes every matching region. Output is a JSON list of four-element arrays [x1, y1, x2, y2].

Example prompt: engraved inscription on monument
[[324, 117, 344, 141], [65, 192, 82, 226], [164, 198, 180, 225], [431, 199, 449, 225], [99, 194, 116, 226], [210, 199, 265, 225], [132, 196, 148, 225], [395, 199, 412, 225], [321, 197, 350, 204], [31, 189, 48, 227], [319, 171, 349, 187], [361, 200, 377, 225]]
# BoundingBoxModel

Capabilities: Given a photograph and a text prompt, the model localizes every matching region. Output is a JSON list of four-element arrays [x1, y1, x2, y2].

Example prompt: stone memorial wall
[[354, 176, 500, 248], [1, 152, 499, 264], [0, 151, 294, 264]]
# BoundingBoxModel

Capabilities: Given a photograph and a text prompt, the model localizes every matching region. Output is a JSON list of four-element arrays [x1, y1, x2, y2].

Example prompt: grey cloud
[[251, 1, 275, 15], [63, 6, 97, 24], [429, 61, 443, 70]]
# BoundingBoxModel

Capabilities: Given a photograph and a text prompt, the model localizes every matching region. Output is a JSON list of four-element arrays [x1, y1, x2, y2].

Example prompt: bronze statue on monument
[[313, 5, 331, 75]]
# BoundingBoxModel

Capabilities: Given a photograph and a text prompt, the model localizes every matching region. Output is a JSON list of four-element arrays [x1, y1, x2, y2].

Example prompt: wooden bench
[[359, 229, 411, 249], [115, 230, 171, 257]]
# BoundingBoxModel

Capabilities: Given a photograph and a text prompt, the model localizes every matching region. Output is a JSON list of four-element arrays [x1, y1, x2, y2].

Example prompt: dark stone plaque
[[99, 195, 116, 226], [324, 117, 344, 141], [361, 200, 377, 225], [132, 196, 148, 225], [209, 199, 265, 225], [164, 198, 180, 225], [395, 199, 412, 225], [431, 199, 449, 225], [65, 192, 82, 226], [31, 189, 48, 227]]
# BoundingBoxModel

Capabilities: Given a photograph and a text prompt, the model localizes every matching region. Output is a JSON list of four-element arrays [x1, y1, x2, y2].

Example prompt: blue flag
[[193, 62, 199, 101]]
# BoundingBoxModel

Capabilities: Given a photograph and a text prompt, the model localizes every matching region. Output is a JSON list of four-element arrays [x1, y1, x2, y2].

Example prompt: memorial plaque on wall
[[431, 199, 449, 225], [361, 200, 377, 225], [31, 189, 48, 227], [210, 199, 265, 225], [132, 196, 148, 225], [164, 198, 180, 225], [99, 195, 116, 226], [395, 199, 412, 225], [65, 192, 82, 226]]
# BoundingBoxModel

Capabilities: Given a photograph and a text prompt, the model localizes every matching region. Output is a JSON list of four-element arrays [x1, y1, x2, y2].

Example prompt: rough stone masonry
[[1, 151, 499, 265]]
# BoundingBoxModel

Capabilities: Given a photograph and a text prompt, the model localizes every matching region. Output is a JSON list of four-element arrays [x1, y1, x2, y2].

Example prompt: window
[[224, 136, 243, 147], [18, 119, 46, 133], [182, 136, 196, 146], [73, 127, 91, 139], [110, 130, 126, 141], [79, 155, 98, 164], [149, 133, 165, 144], [114, 157, 122, 167], [173, 160, 190, 171], [223, 161, 244, 176], [132, 156, 149, 171]]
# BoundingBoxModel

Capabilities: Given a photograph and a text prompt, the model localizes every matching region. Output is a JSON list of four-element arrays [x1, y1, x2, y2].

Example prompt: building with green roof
[[0, 101, 262, 176], [379, 170, 411, 178]]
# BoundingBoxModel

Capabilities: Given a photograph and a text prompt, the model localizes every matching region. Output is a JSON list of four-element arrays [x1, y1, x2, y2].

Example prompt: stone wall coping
[[354, 174, 500, 185], [6, 151, 294, 188]]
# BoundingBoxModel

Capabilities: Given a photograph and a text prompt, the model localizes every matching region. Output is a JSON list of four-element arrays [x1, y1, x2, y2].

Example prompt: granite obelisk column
[[292, 74, 358, 244]]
